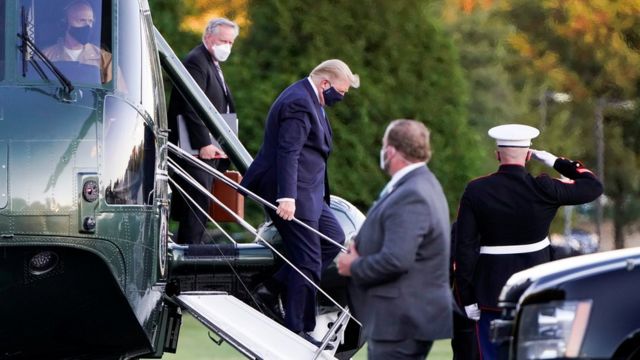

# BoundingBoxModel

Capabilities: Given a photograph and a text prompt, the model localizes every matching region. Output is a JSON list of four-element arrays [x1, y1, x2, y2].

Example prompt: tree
[[441, 1, 533, 176], [149, 0, 200, 57], [180, 0, 248, 34], [227, 0, 483, 215], [502, 0, 640, 248]]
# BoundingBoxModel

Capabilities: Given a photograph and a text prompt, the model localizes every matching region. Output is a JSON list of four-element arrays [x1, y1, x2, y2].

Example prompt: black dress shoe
[[296, 332, 334, 350], [252, 283, 285, 324]]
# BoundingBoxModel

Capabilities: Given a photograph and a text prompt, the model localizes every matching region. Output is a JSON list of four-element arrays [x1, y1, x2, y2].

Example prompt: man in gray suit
[[337, 119, 452, 359]]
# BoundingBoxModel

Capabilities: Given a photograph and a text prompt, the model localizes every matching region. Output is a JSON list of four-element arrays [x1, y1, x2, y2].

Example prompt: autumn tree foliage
[[224, 0, 483, 214], [502, 0, 640, 248]]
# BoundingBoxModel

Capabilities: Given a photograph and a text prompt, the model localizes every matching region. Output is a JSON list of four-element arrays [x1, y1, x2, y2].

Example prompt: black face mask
[[322, 86, 344, 107], [68, 25, 92, 45]]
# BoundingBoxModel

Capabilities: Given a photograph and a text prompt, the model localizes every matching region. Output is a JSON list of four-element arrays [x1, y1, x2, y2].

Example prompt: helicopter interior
[[18, 0, 112, 85]]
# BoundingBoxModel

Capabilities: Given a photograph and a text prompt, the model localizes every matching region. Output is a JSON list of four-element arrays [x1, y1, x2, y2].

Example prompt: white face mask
[[212, 43, 231, 62]]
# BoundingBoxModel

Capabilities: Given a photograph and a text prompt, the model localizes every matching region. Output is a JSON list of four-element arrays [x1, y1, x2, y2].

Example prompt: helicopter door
[[175, 292, 336, 360]]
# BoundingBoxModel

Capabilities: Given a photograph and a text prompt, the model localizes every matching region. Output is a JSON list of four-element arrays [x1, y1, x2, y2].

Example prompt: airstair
[[176, 291, 348, 360], [164, 147, 358, 359], [156, 33, 363, 358]]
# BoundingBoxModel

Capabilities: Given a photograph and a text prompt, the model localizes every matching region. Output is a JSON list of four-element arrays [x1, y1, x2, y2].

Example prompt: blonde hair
[[309, 59, 360, 88]]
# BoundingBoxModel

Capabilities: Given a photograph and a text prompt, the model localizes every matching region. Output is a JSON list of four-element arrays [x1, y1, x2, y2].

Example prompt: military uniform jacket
[[42, 40, 113, 84], [454, 158, 603, 309]]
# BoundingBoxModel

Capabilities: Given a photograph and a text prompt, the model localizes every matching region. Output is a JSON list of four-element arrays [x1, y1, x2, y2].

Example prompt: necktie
[[213, 61, 229, 112]]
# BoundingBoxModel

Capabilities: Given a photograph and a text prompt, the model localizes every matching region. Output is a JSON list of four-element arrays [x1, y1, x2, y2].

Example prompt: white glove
[[464, 303, 481, 321], [531, 150, 558, 167]]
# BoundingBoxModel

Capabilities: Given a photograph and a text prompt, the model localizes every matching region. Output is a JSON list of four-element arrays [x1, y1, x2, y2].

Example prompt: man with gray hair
[[337, 119, 453, 359], [241, 59, 359, 346], [167, 18, 239, 244]]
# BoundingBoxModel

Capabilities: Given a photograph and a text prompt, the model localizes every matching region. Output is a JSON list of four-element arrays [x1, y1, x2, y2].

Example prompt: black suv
[[492, 247, 640, 359]]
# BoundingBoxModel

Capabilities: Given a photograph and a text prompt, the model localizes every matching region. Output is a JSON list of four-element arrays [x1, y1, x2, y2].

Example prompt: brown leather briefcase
[[209, 171, 244, 222]]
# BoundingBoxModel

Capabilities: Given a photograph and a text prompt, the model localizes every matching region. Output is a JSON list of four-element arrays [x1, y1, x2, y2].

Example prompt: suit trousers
[[171, 156, 228, 244], [367, 338, 433, 360], [268, 202, 345, 333]]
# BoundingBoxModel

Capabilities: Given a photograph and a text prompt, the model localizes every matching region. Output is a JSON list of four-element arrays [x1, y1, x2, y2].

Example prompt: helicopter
[[0, 0, 365, 359]]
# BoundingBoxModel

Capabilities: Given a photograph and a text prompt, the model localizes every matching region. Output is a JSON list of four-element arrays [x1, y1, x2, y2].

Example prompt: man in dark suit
[[241, 59, 359, 345], [167, 18, 238, 244], [453, 124, 603, 359], [337, 119, 453, 360]]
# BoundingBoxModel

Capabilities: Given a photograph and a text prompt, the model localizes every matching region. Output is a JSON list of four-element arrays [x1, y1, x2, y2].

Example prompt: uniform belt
[[479, 237, 550, 255]]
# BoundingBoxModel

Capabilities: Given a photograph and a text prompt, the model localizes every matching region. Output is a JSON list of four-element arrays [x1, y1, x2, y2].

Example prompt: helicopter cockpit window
[[0, 0, 5, 81], [116, 0, 142, 103], [103, 96, 156, 205], [19, 0, 112, 86]]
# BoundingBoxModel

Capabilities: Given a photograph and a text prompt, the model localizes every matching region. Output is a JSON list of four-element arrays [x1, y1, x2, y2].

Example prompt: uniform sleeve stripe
[[576, 168, 593, 174]]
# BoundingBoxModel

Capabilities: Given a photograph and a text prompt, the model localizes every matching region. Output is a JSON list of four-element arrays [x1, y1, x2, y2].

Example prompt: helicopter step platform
[[176, 292, 337, 360]]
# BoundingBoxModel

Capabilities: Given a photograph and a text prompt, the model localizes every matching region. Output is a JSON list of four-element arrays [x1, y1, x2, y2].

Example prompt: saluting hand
[[276, 200, 296, 221], [531, 149, 558, 167], [337, 242, 359, 277]]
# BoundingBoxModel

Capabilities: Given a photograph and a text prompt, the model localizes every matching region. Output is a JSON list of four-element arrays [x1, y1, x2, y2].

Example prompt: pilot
[[42, 0, 114, 84], [453, 124, 603, 359]]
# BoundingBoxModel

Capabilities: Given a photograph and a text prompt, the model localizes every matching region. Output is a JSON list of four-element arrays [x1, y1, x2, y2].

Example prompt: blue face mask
[[322, 83, 344, 107]]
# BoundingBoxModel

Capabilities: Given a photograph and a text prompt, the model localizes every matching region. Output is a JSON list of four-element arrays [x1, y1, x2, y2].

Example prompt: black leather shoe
[[297, 332, 334, 350], [252, 283, 285, 324]]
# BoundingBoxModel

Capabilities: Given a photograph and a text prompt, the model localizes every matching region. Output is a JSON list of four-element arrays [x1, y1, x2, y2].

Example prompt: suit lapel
[[302, 80, 332, 148], [211, 63, 227, 99], [200, 45, 229, 108], [318, 106, 332, 148]]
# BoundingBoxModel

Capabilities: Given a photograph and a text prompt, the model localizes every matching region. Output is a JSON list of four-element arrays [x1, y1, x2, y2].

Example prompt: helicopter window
[[140, 15, 157, 121], [19, 0, 112, 86], [116, 0, 142, 102], [103, 96, 156, 205], [0, 0, 4, 81]]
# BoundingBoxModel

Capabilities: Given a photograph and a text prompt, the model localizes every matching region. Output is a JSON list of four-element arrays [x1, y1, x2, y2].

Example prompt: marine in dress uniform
[[453, 124, 603, 359]]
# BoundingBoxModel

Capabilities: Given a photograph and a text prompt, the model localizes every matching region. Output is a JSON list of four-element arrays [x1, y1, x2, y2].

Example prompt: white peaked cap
[[488, 124, 540, 147]]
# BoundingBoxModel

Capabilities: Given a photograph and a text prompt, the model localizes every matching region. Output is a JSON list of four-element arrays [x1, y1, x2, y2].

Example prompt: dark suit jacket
[[167, 44, 235, 149], [241, 79, 332, 221], [454, 159, 603, 309], [349, 165, 453, 342]]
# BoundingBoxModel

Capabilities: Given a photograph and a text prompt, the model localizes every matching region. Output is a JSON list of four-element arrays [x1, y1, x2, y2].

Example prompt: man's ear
[[495, 150, 501, 162], [526, 150, 532, 162]]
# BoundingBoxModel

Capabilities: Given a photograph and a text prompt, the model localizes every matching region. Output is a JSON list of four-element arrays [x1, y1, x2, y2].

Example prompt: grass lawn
[[157, 314, 453, 359]]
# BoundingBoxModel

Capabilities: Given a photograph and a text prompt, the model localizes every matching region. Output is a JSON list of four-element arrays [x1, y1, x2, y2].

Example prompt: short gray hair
[[310, 59, 360, 88], [202, 18, 239, 43]]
